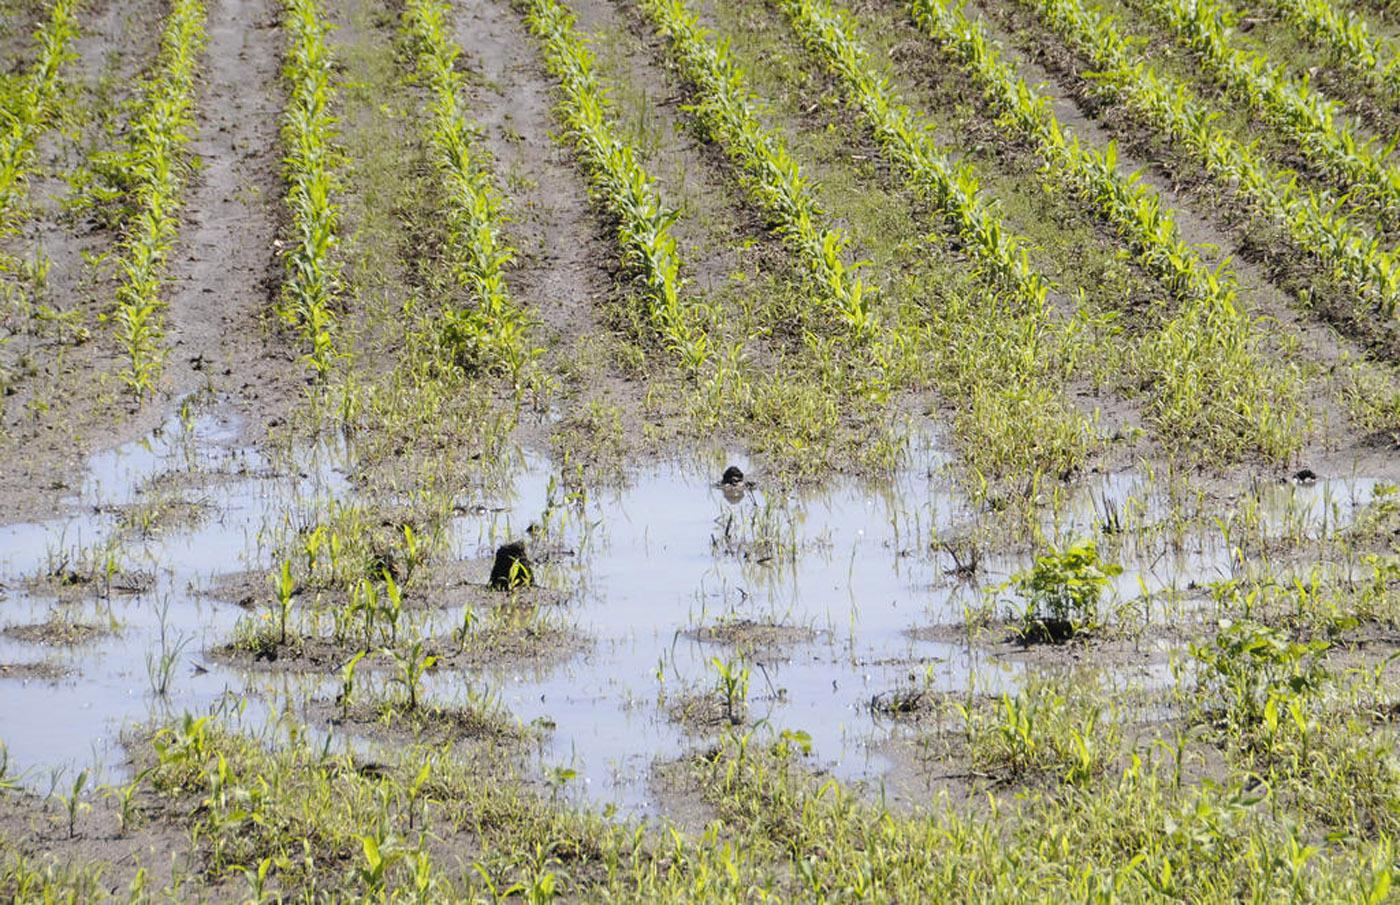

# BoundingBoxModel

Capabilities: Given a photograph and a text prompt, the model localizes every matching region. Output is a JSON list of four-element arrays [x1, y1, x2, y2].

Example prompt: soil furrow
[[453, 0, 618, 347], [161, 0, 297, 437]]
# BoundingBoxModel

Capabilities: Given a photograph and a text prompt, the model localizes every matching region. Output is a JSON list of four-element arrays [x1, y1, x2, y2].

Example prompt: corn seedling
[[57, 768, 89, 839], [392, 640, 438, 712], [95, 0, 206, 395], [1255, 0, 1400, 100], [768, 0, 1093, 479], [1018, 0, 1400, 319], [0, 0, 80, 238], [1130, 0, 1400, 230], [104, 769, 150, 836], [710, 655, 750, 725], [338, 649, 367, 720], [454, 603, 479, 650], [382, 569, 403, 645], [908, 0, 1303, 463], [274, 559, 295, 646], [402, 0, 538, 381]]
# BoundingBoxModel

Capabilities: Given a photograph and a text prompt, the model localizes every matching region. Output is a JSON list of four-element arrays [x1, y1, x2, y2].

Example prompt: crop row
[[638, 0, 876, 341], [770, 0, 1046, 312], [1250, 0, 1400, 100], [0, 0, 80, 236], [1131, 0, 1400, 229], [402, 0, 534, 381], [1020, 0, 1400, 317], [767, 0, 1094, 473], [278, 0, 341, 378], [907, 0, 1298, 461], [521, 0, 706, 370], [100, 0, 205, 395]]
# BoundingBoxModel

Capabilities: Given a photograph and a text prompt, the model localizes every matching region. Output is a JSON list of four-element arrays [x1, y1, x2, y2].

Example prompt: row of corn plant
[[766, 0, 1095, 466], [907, 0, 1300, 462], [1020, 0, 1400, 318], [278, 0, 341, 379], [519, 0, 707, 371], [770, 0, 1046, 313], [637, 0, 877, 341], [99, 0, 206, 396], [1247, 0, 1400, 100], [0, 0, 80, 237], [402, 0, 535, 381], [1129, 0, 1400, 230]]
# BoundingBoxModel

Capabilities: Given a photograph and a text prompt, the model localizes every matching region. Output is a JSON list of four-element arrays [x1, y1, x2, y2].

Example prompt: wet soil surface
[[455, 0, 620, 348], [0, 0, 165, 522], [162, 0, 299, 439]]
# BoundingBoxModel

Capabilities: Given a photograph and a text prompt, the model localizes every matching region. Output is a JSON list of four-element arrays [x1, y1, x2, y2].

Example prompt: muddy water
[[0, 409, 348, 787], [428, 450, 1383, 810], [0, 411, 1386, 810]]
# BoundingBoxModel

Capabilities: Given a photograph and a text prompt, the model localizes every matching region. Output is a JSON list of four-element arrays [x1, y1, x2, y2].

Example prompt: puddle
[[0, 408, 349, 787], [428, 451, 1386, 811], [0, 411, 1388, 812]]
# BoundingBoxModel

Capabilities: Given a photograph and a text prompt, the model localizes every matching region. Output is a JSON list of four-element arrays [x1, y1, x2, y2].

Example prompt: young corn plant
[[402, 0, 537, 381], [381, 569, 403, 646], [768, 0, 1092, 478], [95, 0, 206, 396], [520, 0, 708, 370], [337, 650, 366, 720], [58, 768, 89, 839], [638, 0, 878, 341], [392, 640, 438, 713], [273, 559, 295, 646], [711, 655, 751, 725], [908, 0, 1302, 464], [278, 0, 342, 378], [1255, 0, 1400, 100]]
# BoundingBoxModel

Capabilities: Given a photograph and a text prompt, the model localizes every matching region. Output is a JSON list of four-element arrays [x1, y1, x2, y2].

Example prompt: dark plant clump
[[489, 541, 533, 591]]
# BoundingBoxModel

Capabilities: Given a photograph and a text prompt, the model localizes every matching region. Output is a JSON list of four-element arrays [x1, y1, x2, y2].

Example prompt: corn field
[[2, 0, 1400, 897]]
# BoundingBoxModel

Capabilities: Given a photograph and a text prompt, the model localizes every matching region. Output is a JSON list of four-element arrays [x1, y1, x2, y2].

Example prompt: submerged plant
[[711, 655, 751, 725], [392, 641, 438, 712], [1006, 539, 1121, 641]]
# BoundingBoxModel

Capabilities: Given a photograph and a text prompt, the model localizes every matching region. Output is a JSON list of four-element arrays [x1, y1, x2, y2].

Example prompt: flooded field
[[1, 403, 1390, 812], [2, 0, 1400, 897]]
